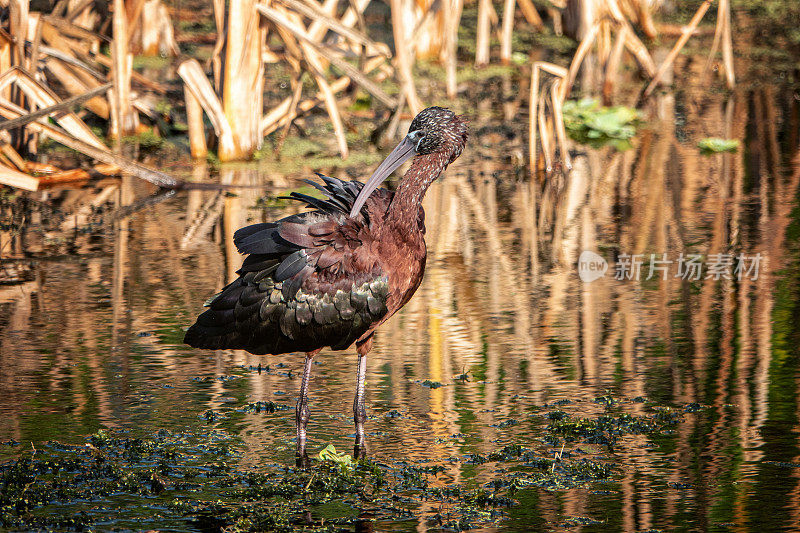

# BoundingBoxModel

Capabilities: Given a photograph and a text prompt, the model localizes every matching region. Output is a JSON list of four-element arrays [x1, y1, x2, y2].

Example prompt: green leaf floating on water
[[511, 51, 528, 65], [562, 98, 640, 150], [318, 444, 354, 469], [698, 137, 740, 153]]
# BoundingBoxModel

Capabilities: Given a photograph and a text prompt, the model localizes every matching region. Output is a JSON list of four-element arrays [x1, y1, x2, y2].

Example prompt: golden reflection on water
[[1, 81, 800, 530]]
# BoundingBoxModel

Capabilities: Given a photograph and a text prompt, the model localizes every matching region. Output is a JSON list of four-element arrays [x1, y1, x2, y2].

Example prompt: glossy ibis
[[184, 106, 468, 464]]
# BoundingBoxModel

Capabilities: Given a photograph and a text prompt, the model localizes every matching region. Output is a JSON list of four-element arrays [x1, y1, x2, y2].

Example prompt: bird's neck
[[385, 151, 449, 233]]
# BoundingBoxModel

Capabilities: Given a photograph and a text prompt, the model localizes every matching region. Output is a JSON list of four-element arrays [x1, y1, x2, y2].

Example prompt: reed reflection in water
[[1, 81, 800, 531]]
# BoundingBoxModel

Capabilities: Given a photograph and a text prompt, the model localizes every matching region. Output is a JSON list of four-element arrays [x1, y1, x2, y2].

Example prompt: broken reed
[[529, 0, 736, 178], [0, 0, 739, 189]]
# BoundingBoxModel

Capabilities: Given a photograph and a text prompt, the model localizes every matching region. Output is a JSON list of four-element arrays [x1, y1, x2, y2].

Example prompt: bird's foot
[[353, 442, 367, 460], [295, 450, 311, 469]]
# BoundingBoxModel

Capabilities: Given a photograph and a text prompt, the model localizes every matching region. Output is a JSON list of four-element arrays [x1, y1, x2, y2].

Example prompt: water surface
[[2, 70, 800, 532]]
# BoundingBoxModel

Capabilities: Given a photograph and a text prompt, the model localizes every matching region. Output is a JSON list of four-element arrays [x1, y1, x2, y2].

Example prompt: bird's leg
[[353, 353, 367, 453], [353, 335, 372, 459], [296, 351, 317, 468]]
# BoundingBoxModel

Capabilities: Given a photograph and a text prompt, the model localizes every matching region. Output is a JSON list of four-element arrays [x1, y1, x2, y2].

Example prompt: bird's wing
[[184, 175, 391, 355]]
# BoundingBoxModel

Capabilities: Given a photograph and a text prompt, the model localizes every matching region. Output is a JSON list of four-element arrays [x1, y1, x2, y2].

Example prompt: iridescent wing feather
[[184, 175, 390, 355]]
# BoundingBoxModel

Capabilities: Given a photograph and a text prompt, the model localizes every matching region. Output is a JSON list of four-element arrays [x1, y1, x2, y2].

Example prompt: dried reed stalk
[[184, 85, 207, 158], [8, 0, 27, 66], [256, 4, 396, 107], [603, 0, 656, 76], [0, 153, 15, 172], [410, 0, 446, 60], [598, 19, 611, 67], [91, 52, 168, 94], [550, 79, 571, 170], [641, 0, 713, 100], [627, 0, 657, 39], [0, 162, 39, 190], [444, 0, 464, 98], [260, 55, 386, 136], [390, 0, 423, 113], [381, 91, 406, 144], [622, 25, 655, 76], [37, 168, 91, 186], [308, 0, 371, 42], [702, 0, 734, 89], [500, 0, 516, 64], [262, 5, 348, 158], [0, 81, 111, 132], [549, 6, 563, 35], [529, 62, 540, 177], [177, 59, 235, 156], [39, 21, 100, 85], [0, 67, 106, 149], [720, 0, 734, 88], [276, 0, 390, 58], [23, 13, 41, 152], [0, 32, 11, 101], [537, 62, 568, 83], [475, 0, 492, 66], [41, 15, 102, 46], [517, 0, 544, 29], [0, 136, 27, 170], [0, 98, 181, 188], [347, 0, 369, 51], [220, 0, 265, 161], [274, 71, 304, 156], [7, 0, 29, 150], [68, 0, 99, 27], [133, 0, 179, 56], [529, 62, 567, 176], [51, 0, 68, 18], [538, 89, 553, 172], [209, 0, 225, 93], [41, 58, 109, 118], [602, 24, 626, 104], [111, 0, 138, 136], [560, 21, 598, 100], [36, 42, 101, 79], [27, 12, 42, 72]]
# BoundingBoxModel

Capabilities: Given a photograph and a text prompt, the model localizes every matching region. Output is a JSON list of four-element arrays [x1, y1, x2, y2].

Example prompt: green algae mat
[[0, 398, 694, 532]]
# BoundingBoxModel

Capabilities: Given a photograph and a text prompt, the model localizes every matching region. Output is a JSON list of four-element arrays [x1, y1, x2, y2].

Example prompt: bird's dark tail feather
[[184, 325, 234, 350], [183, 307, 245, 350]]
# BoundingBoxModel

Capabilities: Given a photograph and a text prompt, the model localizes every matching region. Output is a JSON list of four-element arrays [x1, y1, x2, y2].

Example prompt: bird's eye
[[407, 130, 425, 150]]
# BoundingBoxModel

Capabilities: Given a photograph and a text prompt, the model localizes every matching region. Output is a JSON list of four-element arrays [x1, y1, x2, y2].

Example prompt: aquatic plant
[[562, 98, 640, 150], [547, 410, 682, 445], [0, 396, 703, 531], [0, 428, 607, 531], [317, 444, 354, 470], [698, 137, 740, 153]]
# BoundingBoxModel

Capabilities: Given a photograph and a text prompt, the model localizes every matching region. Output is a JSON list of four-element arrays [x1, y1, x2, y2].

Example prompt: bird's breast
[[378, 231, 427, 316]]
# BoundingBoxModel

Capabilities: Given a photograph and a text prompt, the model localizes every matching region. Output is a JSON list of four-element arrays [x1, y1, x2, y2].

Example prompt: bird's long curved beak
[[349, 135, 417, 218]]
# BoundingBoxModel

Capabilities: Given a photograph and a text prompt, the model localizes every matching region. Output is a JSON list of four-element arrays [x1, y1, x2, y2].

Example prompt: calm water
[[2, 76, 800, 531]]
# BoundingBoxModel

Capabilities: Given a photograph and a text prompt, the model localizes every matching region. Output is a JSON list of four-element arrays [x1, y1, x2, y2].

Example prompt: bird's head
[[407, 106, 469, 161], [349, 106, 469, 217]]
